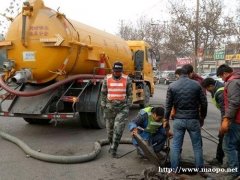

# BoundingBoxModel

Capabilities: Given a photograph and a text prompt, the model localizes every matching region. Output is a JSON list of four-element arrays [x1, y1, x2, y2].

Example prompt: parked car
[[158, 71, 177, 84], [201, 72, 224, 83], [154, 75, 159, 84], [153, 70, 160, 84], [201, 73, 210, 79]]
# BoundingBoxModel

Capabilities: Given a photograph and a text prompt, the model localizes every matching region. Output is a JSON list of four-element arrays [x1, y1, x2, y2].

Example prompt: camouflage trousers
[[104, 105, 129, 153]]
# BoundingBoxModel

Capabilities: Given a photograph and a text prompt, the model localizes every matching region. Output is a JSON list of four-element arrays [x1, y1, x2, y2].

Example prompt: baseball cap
[[113, 61, 123, 72]]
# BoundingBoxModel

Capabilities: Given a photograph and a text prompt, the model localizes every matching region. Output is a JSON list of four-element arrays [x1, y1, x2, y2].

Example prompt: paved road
[[0, 84, 222, 180]]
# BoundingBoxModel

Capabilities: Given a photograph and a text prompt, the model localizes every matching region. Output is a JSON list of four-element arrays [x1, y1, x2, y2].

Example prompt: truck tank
[[0, 0, 155, 129], [5, 0, 134, 84]]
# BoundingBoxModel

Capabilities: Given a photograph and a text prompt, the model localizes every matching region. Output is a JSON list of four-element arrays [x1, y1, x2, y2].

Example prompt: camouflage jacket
[[100, 74, 132, 109]]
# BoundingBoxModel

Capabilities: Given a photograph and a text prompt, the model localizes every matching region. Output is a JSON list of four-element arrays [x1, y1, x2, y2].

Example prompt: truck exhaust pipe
[[12, 69, 32, 83]]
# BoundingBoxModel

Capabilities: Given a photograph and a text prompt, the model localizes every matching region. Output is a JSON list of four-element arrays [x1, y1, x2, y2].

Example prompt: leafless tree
[[117, 16, 167, 61], [235, 0, 240, 42], [117, 20, 138, 40], [117, 0, 239, 69], [168, 0, 237, 56]]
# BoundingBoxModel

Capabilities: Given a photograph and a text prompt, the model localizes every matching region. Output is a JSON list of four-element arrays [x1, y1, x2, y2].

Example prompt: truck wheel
[[79, 112, 92, 128], [91, 99, 105, 129], [79, 95, 105, 129], [139, 84, 150, 108], [24, 118, 51, 125], [88, 94, 105, 129]]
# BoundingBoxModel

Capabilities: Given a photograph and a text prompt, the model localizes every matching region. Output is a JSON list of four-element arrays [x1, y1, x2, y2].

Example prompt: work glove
[[131, 128, 138, 136], [219, 117, 231, 135]]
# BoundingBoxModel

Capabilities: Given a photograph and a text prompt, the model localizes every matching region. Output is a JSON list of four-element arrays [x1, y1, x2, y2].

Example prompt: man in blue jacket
[[128, 106, 169, 156]]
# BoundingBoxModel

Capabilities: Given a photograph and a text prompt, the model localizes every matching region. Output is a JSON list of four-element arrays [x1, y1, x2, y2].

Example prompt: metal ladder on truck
[[55, 80, 91, 114]]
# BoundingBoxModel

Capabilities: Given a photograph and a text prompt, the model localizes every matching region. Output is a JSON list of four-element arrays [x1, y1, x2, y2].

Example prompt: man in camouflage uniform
[[101, 61, 132, 157]]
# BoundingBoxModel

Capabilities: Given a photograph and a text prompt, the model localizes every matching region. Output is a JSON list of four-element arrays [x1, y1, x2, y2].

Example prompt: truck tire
[[91, 99, 105, 129], [139, 84, 150, 108], [24, 118, 51, 125], [79, 110, 105, 129], [79, 93, 105, 129], [79, 112, 92, 128]]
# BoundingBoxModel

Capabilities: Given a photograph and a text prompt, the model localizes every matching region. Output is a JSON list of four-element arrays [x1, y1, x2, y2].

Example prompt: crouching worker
[[128, 106, 169, 157]]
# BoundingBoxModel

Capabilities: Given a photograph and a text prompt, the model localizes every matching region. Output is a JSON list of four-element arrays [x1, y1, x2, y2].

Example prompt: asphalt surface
[[0, 84, 227, 180]]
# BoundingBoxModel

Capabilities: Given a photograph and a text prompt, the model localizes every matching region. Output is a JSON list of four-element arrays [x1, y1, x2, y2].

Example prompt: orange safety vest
[[106, 74, 128, 101]]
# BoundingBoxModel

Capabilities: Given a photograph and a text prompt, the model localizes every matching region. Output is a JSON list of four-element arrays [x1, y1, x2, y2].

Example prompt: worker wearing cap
[[100, 61, 133, 158], [201, 77, 225, 166]]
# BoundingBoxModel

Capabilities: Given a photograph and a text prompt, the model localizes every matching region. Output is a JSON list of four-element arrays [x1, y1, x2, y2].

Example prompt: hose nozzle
[[12, 69, 32, 83]]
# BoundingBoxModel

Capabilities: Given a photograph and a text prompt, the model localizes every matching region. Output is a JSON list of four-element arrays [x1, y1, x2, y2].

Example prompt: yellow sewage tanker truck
[[0, 0, 156, 128]]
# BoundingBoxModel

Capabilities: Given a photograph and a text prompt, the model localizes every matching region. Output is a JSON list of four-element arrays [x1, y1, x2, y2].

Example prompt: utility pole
[[194, 0, 200, 72]]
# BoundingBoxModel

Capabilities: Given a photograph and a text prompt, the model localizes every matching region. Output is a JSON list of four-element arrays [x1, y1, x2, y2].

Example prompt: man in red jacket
[[217, 64, 240, 179]]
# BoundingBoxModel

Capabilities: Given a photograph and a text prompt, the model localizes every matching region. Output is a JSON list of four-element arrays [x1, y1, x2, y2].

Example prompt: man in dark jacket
[[202, 78, 225, 165], [165, 64, 208, 171], [217, 64, 240, 179]]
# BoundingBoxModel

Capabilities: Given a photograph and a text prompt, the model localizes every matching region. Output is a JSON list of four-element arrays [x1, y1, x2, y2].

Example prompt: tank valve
[[3, 60, 15, 71], [12, 69, 32, 83]]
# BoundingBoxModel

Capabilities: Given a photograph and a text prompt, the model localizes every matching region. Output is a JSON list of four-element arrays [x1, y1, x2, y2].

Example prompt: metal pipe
[[3, 60, 15, 71], [21, 15, 27, 45], [202, 135, 218, 144], [201, 127, 219, 141], [11, 69, 32, 83], [0, 74, 104, 97]]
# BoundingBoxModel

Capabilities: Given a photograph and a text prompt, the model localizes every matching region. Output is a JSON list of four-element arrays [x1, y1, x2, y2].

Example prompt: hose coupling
[[12, 69, 32, 83]]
